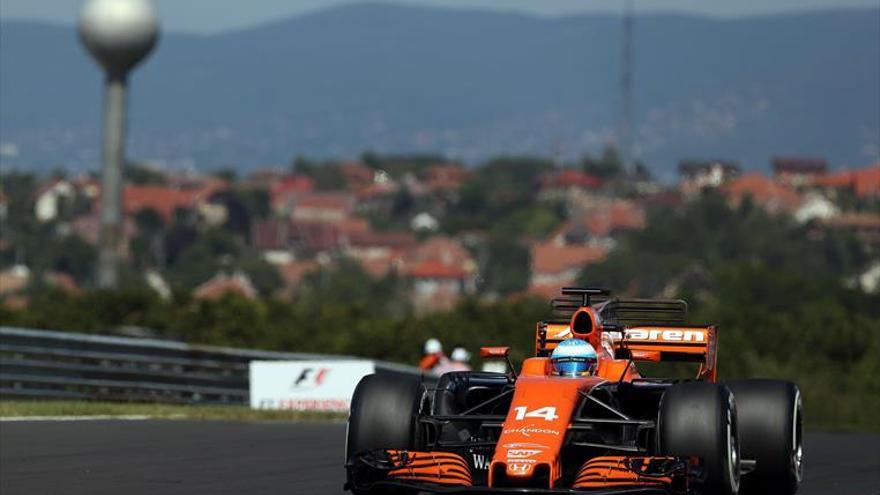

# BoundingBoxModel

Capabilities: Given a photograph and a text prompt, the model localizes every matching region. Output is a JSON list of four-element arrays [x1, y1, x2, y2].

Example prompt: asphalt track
[[1, 420, 877, 495]]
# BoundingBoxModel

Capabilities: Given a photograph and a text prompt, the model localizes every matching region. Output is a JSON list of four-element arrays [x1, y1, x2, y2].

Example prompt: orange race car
[[344, 287, 803, 495]]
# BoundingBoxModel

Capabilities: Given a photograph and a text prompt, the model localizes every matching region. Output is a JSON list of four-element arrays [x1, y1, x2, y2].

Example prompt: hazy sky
[[3, 0, 878, 34]]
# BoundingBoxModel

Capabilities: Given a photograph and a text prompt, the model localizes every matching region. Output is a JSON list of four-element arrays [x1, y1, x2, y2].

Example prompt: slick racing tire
[[727, 379, 803, 495], [346, 373, 425, 461], [658, 382, 741, 495]]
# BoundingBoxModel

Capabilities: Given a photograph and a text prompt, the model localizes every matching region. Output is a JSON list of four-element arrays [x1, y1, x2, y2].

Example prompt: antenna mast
[[618, 0, 635, 176]]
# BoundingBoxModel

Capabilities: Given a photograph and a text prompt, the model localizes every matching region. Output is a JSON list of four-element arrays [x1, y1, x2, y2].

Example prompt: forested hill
[[1, 4, 878, 173]]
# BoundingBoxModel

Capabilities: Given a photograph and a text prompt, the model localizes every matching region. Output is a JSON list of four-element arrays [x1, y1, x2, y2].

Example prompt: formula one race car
[[344, 287, 803, 494]]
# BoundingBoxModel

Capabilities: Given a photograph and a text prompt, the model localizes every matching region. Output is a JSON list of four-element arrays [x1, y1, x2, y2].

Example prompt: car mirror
[[480, 346, 510, 359]]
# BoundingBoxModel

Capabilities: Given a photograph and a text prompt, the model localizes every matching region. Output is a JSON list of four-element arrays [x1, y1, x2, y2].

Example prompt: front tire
[[658, 382, 741, 495], [346, 373, 425, 461], [727, 379, 803, 495]]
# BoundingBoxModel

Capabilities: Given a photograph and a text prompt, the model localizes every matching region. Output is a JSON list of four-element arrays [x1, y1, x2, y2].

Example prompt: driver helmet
[[550, 338, 597, 377]]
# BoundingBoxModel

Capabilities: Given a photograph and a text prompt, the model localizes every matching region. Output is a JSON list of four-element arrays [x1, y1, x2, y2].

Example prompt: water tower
[[79, 0, 159, 289]]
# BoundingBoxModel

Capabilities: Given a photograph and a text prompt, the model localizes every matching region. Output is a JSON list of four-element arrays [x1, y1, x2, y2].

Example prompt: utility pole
[[618, 0, 635, 176], [79, 0, 159, 289]]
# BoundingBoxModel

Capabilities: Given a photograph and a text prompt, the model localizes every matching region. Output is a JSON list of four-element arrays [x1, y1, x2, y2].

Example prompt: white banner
[[249, 360, 375, 411]]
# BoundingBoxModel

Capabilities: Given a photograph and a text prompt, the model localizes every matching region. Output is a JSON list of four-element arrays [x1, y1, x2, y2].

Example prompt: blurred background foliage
[[1, 194, 878, 430]]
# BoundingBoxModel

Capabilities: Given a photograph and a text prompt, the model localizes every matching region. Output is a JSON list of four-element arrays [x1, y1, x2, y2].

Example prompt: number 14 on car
[[512, 406, 559, 421]]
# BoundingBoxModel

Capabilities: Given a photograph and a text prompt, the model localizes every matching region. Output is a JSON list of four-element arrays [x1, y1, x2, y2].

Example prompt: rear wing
[[604, 325, 718, 381], [598, 298, 688, 326], [538, 288, 718, 381]]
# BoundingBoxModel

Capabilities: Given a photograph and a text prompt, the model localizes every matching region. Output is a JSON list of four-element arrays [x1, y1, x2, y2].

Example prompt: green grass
[[0, 400, 346, 422]]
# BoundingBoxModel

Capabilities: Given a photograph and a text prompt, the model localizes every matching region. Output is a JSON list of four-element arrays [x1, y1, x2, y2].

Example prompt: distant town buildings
[[722, 173, 803, 214], [2, 154, 879, 308], [772, 157, 828, 187], [678, 160, 741, 198], [529, 242, 606, 297]]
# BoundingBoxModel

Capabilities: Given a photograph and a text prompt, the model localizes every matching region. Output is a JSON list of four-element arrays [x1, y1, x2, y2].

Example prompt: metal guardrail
[[0, 326, 428, 405]]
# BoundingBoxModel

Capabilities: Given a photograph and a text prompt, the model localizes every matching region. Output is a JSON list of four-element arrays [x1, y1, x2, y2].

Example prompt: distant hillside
[[1, 4, 878, 175]]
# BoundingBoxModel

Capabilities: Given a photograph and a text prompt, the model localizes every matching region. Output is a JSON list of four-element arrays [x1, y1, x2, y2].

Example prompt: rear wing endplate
[[604, 325, 718, 381]]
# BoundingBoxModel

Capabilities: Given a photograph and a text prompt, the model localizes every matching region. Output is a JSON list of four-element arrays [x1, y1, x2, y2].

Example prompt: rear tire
[[346, 373, 425, 460], [727, 379, 803, 495], [658, 382, 741, 495]]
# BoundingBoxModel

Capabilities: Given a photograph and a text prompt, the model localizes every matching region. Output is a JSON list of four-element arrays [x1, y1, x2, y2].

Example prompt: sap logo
[[508, 463, 531, 474], [290, 368, 330, 389], [507, 449, 541, 459], [503, 442, 545, 450], [472, 454, 490, 470], [624, 328, 706, 343]]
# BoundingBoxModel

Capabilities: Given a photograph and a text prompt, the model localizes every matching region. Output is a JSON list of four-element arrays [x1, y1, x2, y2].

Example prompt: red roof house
[[193, 272, 258, 300], [270, 175, 316, 216], [275, 259, 322, 299], [291, 193, 355, 224], [812, 163, 880, 199], [722, 173, 803, 214], [529, 242, 607, 297], [123, 181, 225, 224], [540, 169, 601, 190], [422, 164, 471, 192], [340, 162, 375, 190], [405, 236, 478, 313], [551, 201, 646, 244]]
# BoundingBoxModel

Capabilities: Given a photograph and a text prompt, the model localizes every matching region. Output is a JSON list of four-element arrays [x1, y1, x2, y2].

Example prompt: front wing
[[356, 480, 670, 494], [346, 449, 689, 494]]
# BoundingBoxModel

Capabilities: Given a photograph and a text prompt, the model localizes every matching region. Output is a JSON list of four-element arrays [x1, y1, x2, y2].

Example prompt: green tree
[[134, 208, 163, 234], [291, 157, 346, 190], [297, 259, 410, 318], [481, 238, 530, 295], [238, 257, 283, 297], [581, 145, 623, 179], [443, 156, 555, 234], [234, 187, 271, 221], [166, 228, 242, 290], [212, 168, 237, 182]]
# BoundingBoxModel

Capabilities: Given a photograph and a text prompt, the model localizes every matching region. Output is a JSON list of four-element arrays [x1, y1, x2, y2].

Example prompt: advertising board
[[249, 360, 374, 411]]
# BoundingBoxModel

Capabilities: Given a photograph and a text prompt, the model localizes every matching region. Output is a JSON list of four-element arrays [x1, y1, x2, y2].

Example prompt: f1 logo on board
[[624, 328, 706, 343], [290, 367, 330, 390], [509, 463, 531, 474]]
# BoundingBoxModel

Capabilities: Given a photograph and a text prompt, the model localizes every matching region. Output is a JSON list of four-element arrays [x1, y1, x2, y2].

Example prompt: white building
[[34, 179, 75, 223], [794, 193, 839, 224]]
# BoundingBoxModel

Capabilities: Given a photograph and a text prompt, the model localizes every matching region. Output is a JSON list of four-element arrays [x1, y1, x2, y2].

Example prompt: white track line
[[0, 415, 152, 422]]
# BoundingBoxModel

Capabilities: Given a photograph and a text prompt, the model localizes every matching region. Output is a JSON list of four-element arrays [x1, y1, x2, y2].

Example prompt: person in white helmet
[[449, 347, 472, 372], [419, 338, 446, 372], [432, 346, 471, 375]]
